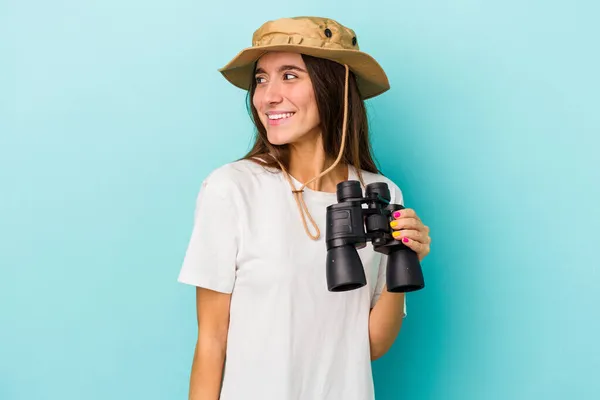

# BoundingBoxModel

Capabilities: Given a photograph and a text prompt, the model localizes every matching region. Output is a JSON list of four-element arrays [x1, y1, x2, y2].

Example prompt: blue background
[[1, 0, 598, 399]]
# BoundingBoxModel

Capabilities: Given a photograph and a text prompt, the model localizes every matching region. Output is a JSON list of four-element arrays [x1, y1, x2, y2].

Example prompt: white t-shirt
[[178, 159, 406, 400]]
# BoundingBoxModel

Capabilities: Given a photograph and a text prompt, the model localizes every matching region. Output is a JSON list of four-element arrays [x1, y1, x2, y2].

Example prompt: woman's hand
[[389, 208, 431, 262]]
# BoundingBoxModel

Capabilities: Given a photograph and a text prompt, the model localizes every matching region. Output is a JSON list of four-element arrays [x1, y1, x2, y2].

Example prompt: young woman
[[178, 16, 431, 400]]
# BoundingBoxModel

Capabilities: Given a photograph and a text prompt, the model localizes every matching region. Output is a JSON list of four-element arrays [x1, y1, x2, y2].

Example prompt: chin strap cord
[[270, 64, 351, 241]]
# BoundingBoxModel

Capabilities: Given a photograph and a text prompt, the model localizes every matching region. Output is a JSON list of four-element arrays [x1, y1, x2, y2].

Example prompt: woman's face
[[252, 52, 320, 146]]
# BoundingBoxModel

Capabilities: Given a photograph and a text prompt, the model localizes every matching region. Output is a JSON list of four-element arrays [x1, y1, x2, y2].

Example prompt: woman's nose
[[263, 81, 283, 104]]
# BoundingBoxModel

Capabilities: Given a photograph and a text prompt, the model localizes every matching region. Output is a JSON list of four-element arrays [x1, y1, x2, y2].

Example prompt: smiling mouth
[[267, 112, 295, 120], [266, 112, 295, 125]]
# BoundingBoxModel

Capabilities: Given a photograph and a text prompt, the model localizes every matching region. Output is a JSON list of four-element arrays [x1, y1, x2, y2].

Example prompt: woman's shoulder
[[199, 158, 275, 196]]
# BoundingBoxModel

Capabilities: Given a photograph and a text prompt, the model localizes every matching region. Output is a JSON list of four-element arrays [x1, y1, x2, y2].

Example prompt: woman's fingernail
[[403, 237, 409, 243], [392, 231, 401, 238], [393, 211, 401, 218], [390, 220, 398, 228]]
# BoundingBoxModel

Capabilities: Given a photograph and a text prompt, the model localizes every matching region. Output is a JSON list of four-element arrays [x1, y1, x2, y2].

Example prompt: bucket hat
[[219, 16, 390, 240], [219, 16, 390, 99]]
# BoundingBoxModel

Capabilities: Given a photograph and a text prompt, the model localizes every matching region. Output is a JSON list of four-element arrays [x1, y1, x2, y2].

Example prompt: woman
[[178, 16, 431, 400]]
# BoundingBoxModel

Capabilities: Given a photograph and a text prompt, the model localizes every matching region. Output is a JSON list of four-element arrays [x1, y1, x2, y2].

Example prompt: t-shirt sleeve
[[370, 253, 407, 317], [177, 175, 240, 293], [370, 180, 407, 317]]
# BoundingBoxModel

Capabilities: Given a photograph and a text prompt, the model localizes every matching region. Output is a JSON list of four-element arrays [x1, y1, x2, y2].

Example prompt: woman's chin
[[267, 132, 293, 146]]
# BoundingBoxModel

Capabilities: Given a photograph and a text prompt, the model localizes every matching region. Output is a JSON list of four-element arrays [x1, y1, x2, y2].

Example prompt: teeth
[[268, 112, 294, 120]]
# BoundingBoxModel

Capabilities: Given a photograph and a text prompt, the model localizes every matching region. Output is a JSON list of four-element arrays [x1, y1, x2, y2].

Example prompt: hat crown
[[252, 16, 359, 51], [219, 15, 389, 99]]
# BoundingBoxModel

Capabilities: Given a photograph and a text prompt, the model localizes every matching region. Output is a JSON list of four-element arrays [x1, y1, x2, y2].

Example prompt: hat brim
[[218, 44, 390, 100]]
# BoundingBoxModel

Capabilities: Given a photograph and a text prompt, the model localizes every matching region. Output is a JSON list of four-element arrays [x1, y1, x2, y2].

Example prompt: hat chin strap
[[270, 64, 351, 241]]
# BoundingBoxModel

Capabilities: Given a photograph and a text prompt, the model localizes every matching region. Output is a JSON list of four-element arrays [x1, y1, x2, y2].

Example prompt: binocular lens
[[336, 181, 363, 202], [365, 182, 391, 202]]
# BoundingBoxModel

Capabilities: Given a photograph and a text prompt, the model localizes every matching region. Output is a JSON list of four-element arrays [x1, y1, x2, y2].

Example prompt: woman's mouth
[[267, 112, 295, 126]]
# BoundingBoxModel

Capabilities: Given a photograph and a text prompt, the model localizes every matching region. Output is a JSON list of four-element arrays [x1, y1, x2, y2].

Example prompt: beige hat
[[219, 16, 390, 99]]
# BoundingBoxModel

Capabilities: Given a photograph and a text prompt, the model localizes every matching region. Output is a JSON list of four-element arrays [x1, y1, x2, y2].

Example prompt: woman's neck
[[287, 137, 348, 193]]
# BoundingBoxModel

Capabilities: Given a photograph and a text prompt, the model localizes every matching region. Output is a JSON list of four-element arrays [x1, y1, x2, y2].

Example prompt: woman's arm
[[369, 205, 431, 360], [368, 287, 405, 360], [188, 287, 231, 400]]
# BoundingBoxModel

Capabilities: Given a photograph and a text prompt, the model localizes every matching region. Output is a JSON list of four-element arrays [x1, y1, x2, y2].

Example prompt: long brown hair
[[240, 54, 381, 182]]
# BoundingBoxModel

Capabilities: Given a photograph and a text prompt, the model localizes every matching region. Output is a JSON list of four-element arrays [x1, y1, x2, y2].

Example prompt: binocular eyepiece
[[325, 180, 425, 293]]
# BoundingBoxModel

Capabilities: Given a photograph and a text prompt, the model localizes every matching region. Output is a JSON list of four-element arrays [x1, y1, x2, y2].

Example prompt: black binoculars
[[325, 180, 425, 293]]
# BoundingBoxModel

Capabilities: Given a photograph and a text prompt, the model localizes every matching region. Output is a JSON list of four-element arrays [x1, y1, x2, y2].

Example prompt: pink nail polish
[[393, 211, 401, 218], [403, 237, 409, 243]]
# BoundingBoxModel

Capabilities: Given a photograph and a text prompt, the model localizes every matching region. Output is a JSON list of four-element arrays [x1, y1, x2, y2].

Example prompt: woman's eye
[[255, 76, 266, 84], [284, 73, 297, 80]]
